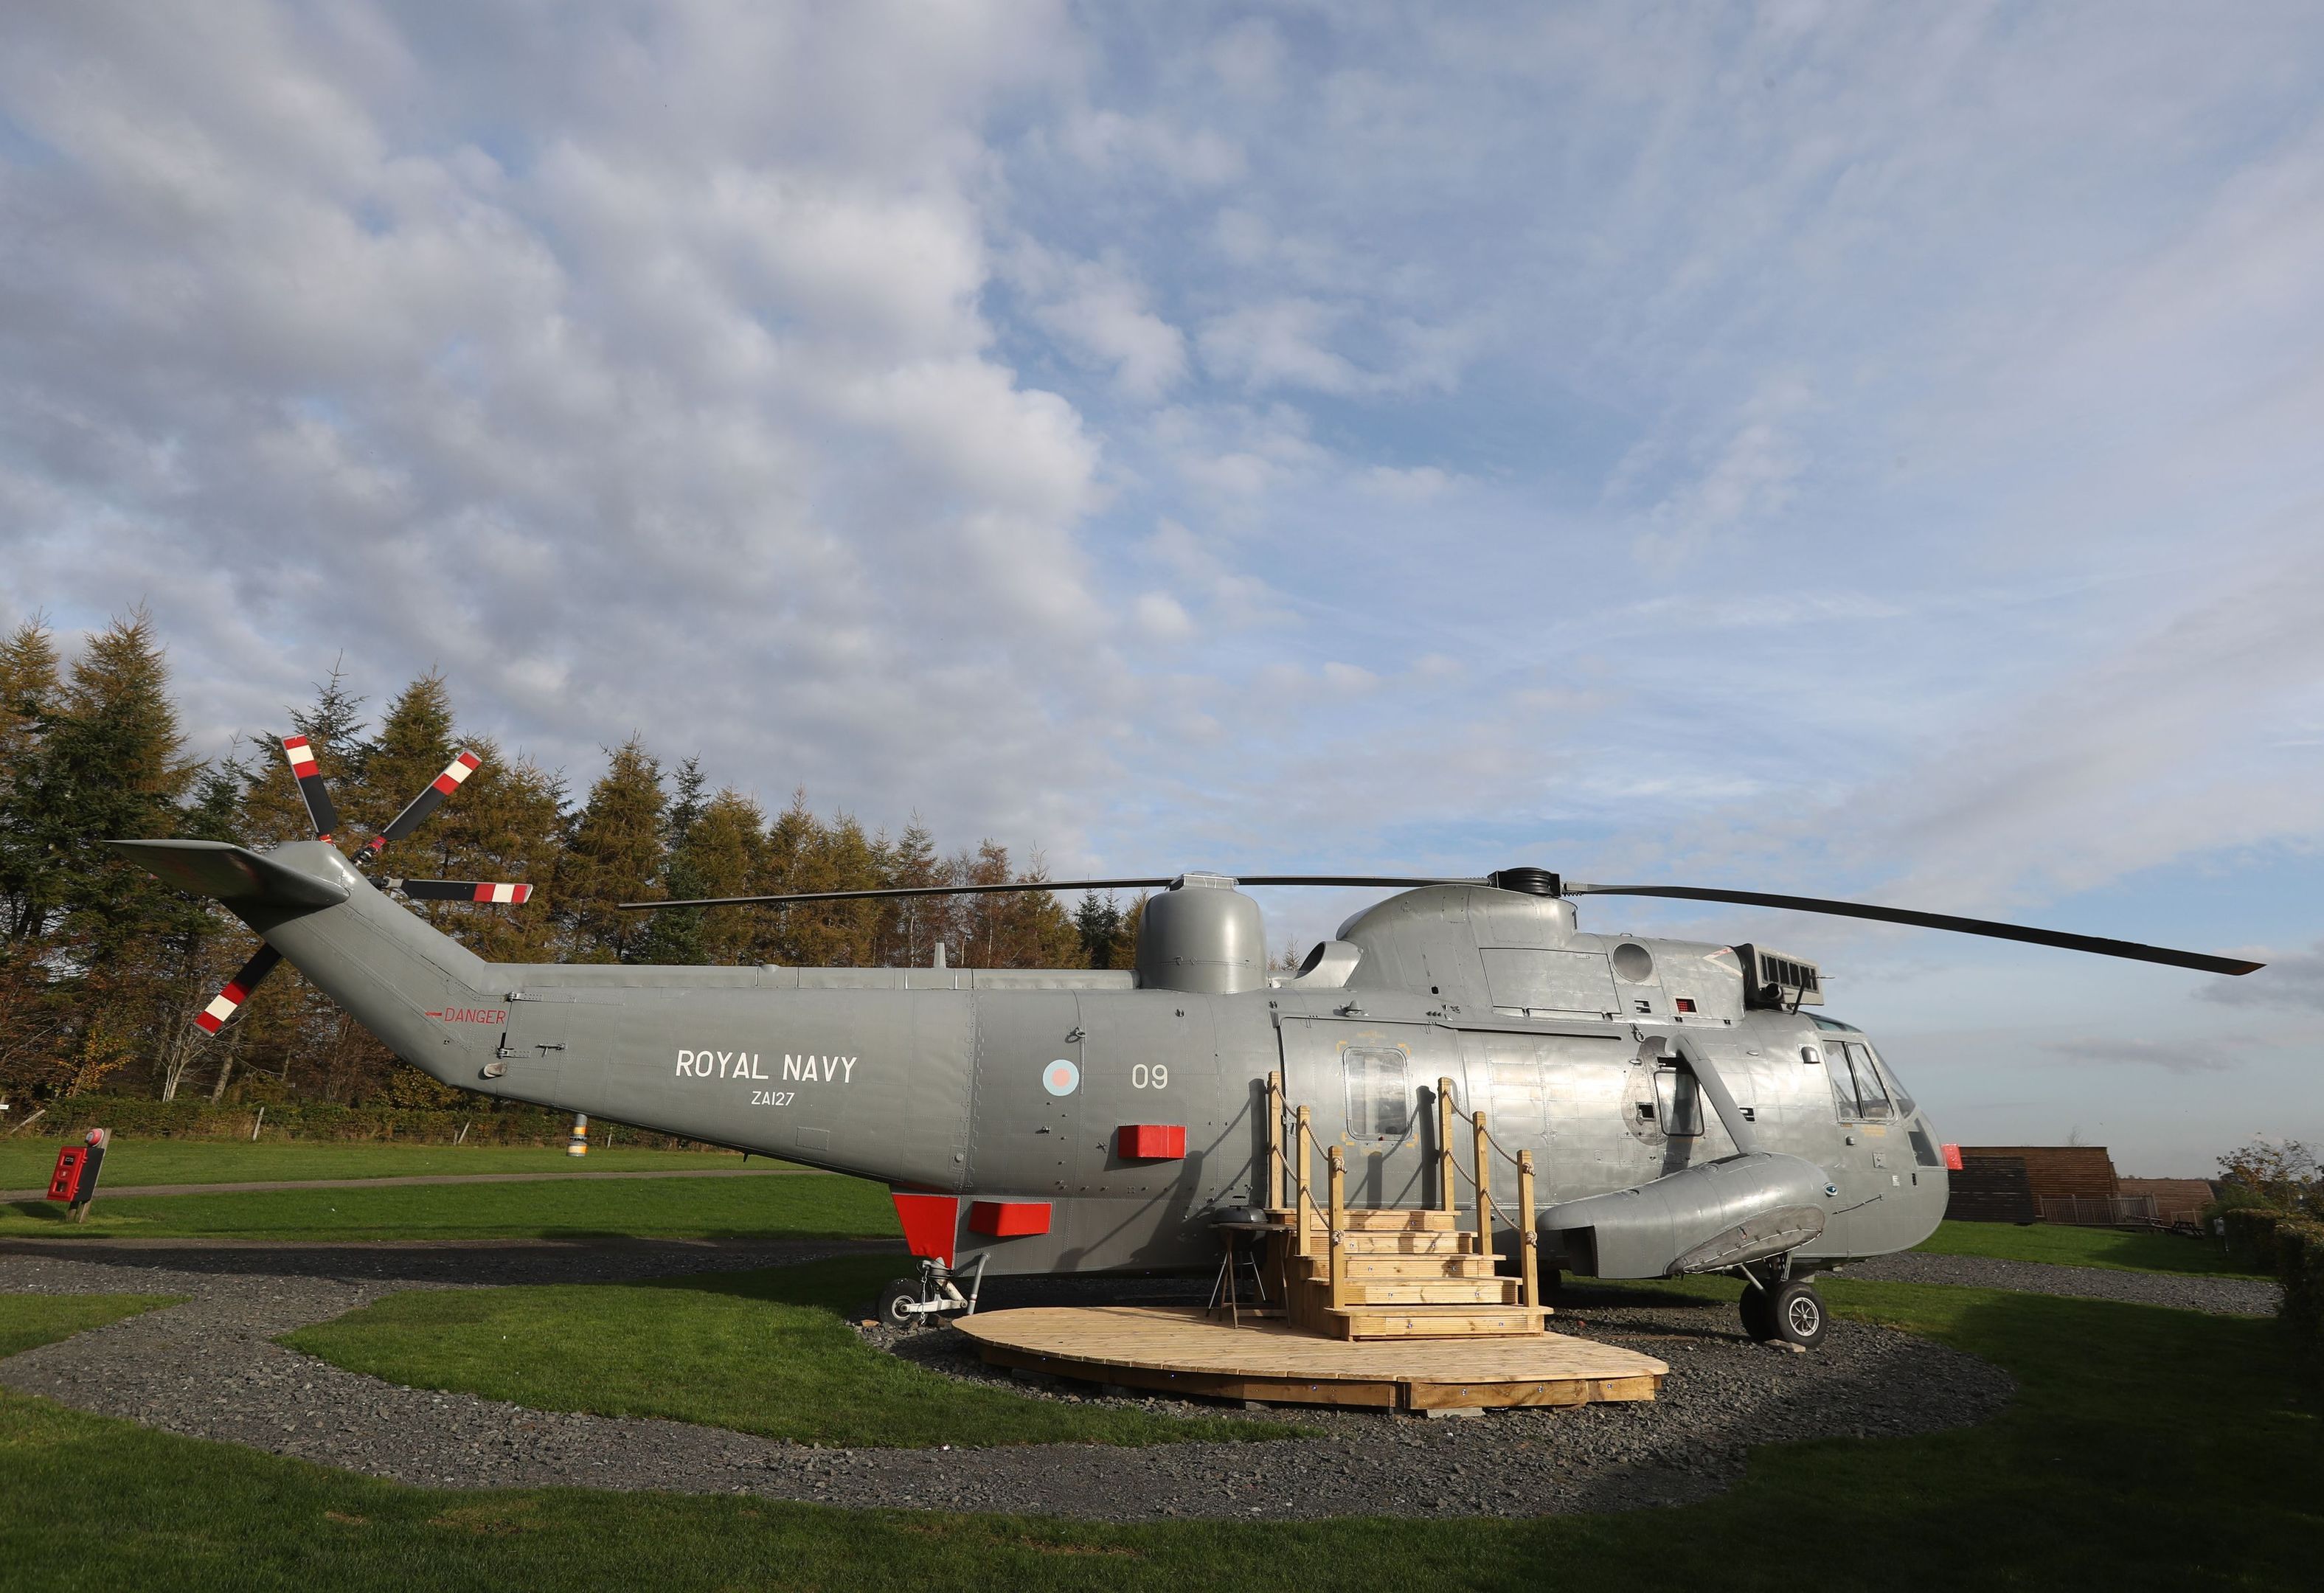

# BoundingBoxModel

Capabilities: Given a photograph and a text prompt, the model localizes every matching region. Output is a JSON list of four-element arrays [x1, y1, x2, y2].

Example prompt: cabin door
[[1277, 1018, 1462, 1209]]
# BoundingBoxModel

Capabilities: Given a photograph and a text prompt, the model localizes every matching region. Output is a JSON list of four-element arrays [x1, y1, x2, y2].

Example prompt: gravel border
[[1839, 1252, 2281, 1315], [1, 1242, 2012, 1521]]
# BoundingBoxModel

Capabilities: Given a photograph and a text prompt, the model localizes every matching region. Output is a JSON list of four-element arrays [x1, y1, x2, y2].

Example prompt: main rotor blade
[[617, 872, 1481, 910], [195, 944, 282, 1034], [280, 735, 339, 841], [1562, 882, 2264, 976], [620, 878, 1176, 910], [358, 750, 481, 864]]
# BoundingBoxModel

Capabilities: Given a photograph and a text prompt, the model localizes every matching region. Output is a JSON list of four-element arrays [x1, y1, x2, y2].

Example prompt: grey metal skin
[[119, 840, 1952, 1280]]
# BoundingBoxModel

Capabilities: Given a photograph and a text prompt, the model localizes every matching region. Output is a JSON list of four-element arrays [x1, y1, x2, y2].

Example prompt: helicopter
[[117, 737, 2262, 1351]]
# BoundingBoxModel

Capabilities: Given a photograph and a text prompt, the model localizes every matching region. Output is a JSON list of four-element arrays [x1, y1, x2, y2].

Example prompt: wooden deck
[[954, 1306, 1668, 1412]]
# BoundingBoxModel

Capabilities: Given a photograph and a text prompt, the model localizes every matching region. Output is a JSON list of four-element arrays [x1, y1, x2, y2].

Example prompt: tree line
[[0, 611, 1140, 1108]]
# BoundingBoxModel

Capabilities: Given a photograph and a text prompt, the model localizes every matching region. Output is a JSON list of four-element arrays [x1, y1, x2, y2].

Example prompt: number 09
[[1131, 1063, 1168, 1089]]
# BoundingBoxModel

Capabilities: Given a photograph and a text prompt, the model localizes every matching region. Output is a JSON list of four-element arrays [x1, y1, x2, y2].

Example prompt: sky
[[3, 1, 2321, 1174]]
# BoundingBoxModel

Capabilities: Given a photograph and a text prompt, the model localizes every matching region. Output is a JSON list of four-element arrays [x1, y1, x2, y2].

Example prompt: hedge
[[7, 1095, 718, 1150], [2219, 1205, 2287, 1271], [2280, 1220, 2324, 1343]]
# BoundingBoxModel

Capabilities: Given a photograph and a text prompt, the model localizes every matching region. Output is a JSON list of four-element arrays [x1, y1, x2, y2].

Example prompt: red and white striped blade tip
[[431, 751, 482, 794]]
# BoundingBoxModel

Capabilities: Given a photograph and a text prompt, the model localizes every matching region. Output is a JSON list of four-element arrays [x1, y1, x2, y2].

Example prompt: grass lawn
[[0, 1170, 899, 1243], [288, 1254, 1303, 1448], [0, 1273, 2315, 1589], [0, 1137, 768, 1190], [1912, 1218, 2266, 1278], [0, 1293, 180, 1356]]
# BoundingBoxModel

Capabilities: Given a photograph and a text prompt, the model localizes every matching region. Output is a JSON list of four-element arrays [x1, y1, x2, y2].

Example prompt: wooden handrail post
[[1294, 1105, 1314, 1259], [1518, 1148, 1539, 1312], [1327, 1145, 1347, 1310], [1266, 1069, 1285, 1211], [1436, 1075, 1457, 1213], [1473, 1106, 1494, 1266]]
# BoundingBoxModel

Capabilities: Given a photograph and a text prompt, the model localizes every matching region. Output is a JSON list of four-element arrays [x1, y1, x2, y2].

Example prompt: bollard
[[567, 1113, 589, 1158]]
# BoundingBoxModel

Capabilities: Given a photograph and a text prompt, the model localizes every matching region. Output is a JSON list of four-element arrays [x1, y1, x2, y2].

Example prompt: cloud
[[1010, 246, 1187, 401], [2041, 1038, 2240, 1075], [2201, 942, 2324, 1014], [7, 3, 2324, 1171], [1131, 590, 1194, 642], [1359, 465, 1454, 502]]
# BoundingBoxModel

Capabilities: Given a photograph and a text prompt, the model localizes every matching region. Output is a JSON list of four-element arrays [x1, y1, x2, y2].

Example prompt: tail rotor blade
[[280, 736, 340, 841], [195, 945, 282, 1034], [358, 750, 482, 863], [390, 879, 534, 904]]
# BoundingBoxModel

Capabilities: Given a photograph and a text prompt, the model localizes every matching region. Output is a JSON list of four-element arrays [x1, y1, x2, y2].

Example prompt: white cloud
[[1131, 590, 1194, 642], [1013, 249, 1187, 401], [2042, 1037, 2240, 1075], [1359, 465, 1453, 502]]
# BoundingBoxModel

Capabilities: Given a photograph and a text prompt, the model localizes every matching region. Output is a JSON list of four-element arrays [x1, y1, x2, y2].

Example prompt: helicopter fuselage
[[237, 841, 1948, 1279]]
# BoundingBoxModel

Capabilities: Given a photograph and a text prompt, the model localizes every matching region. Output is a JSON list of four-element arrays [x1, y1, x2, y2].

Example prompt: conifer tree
[[13, 611, 214, 1094], [642, 780, 765, 965], [636, 757, 711, 965], [0, 617, 62, 948], [760, 792, 884, 966], [1074, 892, 1137, 970], [557, 736, 667, 962], [878, 816, 948, 967]]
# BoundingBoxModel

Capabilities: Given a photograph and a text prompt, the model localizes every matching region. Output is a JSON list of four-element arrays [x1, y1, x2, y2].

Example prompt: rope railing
[[1262, 1070, 1542, 1315]]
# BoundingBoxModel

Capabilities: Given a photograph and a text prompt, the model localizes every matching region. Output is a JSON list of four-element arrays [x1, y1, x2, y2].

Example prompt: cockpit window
[[1829, 1041, 1895, 1121]]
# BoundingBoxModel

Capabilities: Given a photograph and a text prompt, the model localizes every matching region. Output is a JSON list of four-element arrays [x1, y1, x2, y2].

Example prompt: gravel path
[[0, 1240, 2011, 1521], [1839, 1252, 2282, 1315], [0, 1167, 818, 1201]]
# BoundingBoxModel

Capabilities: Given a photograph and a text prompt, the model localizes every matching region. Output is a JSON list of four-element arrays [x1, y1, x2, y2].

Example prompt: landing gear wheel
[[1766, 1280, 1828, 1349], [1738, 1284, 1776, 1341], [876, 1278, 923, 1329]]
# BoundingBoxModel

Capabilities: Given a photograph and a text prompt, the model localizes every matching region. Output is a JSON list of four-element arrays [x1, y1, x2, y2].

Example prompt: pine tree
[[10, 611, 215, 1096], [878, 816, 948, 967], [1075, 892, 1134, 969], [240, 661, 369, 848], [761, 792, 884, 967], [642, 783, 765, 965], [352, 674, 457, 875], [0, 617, 62, 947], [557, 737, 667, 962]]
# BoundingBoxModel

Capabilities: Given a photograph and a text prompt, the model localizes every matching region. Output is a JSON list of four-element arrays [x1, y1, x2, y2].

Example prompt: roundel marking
[[1042, 1058, 1081, 1097]]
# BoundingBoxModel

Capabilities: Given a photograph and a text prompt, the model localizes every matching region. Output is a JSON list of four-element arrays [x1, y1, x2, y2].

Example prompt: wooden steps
[[1331, 1303, 1554, 1339], [1288, 1252, 1498, 1280], [1260, 1204, 1547, 1342]]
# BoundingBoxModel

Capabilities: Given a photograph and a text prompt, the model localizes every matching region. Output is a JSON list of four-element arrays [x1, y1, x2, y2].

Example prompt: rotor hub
[[1486, 866, 1564, 897]]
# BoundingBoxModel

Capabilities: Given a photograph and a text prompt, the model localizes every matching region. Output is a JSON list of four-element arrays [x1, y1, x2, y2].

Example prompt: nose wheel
[[1740, 1277, 1828, 1349]]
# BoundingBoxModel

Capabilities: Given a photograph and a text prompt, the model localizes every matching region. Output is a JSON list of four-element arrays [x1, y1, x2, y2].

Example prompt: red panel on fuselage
[[1116, 1124, 1187, 1159], [889, 1191, 960, 1266], [968, 1199, 1052, 1238]]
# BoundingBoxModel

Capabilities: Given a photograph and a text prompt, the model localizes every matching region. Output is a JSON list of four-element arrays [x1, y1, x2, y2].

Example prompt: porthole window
[[1611, 942, 1655, 983]]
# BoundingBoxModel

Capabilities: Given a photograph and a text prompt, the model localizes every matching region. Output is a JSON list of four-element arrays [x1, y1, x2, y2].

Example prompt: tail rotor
[[189, 738, 533, 1037]]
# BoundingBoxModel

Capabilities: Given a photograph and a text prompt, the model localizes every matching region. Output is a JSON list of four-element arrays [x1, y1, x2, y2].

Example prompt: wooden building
[[2115, 1178, 2216, 1227], [1946, 1145, 2120, 1224]]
